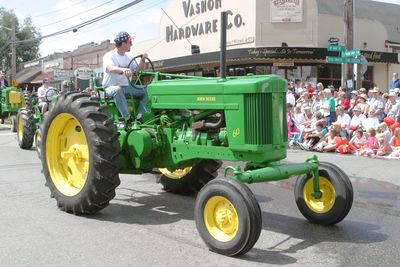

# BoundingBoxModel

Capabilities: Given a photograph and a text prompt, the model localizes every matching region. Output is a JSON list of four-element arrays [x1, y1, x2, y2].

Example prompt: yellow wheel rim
[[303, 176, 336, 213], [35, 130, 41, 155], [204, 196, 238, 242], [159, 167, 192, 179], [46, 113, 89, 196], [17, 113, 23, 142]]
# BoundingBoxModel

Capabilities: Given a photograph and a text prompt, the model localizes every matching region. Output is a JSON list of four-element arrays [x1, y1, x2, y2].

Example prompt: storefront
[[134, 0, 400, 91]]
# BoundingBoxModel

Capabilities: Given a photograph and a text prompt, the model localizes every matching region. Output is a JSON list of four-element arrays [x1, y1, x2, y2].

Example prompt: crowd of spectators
[[286, 74, 400, 160]]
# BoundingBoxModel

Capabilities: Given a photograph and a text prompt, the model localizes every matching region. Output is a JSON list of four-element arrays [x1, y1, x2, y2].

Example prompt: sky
[[0, 0, 168, 56], [0, 0, 399, 56]]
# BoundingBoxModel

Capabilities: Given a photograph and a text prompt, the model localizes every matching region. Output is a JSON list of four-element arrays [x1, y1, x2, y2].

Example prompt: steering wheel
[[44, 88, 57, 102], [127, 55, 155, 87]]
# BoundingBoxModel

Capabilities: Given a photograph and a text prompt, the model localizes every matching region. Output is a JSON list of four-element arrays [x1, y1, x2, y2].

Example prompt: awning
[[15, 67, 42, 83], [31, 71, 54, 84], [151, 46, 400, 71]]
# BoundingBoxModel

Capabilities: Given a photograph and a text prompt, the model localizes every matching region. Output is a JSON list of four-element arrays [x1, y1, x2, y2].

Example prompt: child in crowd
[[300, 120, 327, 150], [388, 128, 400, 157], [377, 122, 392, 144], [348, 128, 367, 154], [376, 134, 392, 157], [360, 128, 379, 157], [315, 129, 339, 152]]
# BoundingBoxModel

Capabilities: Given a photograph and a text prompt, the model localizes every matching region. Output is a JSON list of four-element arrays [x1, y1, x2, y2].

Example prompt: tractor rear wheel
[[195, 178, 262, 256], [40, 92, 121, 214], [17, 108, 35, 149], [294, 162, 353, 225], [159, 159, 222, 195], [10, 115, 17, 132]]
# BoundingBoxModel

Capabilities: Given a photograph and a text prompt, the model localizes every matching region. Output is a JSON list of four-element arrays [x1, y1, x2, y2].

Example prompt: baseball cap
[[43, 78, 49, 83]]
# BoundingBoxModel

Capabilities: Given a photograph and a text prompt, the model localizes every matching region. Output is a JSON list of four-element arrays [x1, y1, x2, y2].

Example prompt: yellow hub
[[159, 167, 192, 179], [46, 113, 89, 196], [204, 196, 238, 242], [304, 176, 336, 213], [18, 113, 23, 141]]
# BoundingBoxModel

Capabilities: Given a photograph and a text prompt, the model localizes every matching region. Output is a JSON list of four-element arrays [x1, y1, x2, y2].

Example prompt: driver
[[38, 78, 55, 114], [102, 31, 148, 125]]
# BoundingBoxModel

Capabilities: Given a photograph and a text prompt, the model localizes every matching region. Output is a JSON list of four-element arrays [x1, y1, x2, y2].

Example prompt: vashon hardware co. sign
[[166, 0, 250, 44]]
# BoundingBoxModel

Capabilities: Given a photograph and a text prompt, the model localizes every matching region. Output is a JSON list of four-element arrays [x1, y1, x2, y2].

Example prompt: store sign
[[165, 0, 253, 46], [271, 0, 303, 23], [54, 69, 74, 81], [74, 67, 94, 80]]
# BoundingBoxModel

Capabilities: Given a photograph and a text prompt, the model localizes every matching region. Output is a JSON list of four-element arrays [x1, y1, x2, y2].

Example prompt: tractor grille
[[244, 93, 273, 145]]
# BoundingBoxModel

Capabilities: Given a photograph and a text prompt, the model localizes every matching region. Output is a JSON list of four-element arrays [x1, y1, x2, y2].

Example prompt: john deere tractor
[[17, 87, 58, 153], [38, 13, 353, 257], [0, 86, 25, 132]]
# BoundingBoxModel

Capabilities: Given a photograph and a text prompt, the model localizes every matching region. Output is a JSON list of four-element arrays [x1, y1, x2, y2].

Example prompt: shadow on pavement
[[261, 211, 388, 253]]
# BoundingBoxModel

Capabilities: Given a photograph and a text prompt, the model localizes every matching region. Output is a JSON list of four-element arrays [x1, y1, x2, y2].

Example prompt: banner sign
[[271, 0, 303, 23]]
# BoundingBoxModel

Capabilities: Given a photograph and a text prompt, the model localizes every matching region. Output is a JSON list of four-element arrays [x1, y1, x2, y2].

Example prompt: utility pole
[[344, 0, 354, 91], [11, 22, 17, 83]]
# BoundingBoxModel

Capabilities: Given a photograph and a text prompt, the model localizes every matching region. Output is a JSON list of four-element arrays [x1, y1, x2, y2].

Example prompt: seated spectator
[[377, 122, 392, 144], [388, 127, 400, 157], [300, 120, 328, 150], [337, 92, 350, 112], [358, 93, 370, 116], [321, 89, 336, 126], [386, 92, 400, 120], [363, 110, 380, 130], [348, 105, 366, 138], [293, 104, 306, 131], [368, 87, 385, 122], [287, 103, 299, 141], [348, 128, 367, 154], [349, 90, 359, 115], [314, 129, 339, 152], [336, 105, 351, 130], [376, 133, 392, 157], [360, 128, 379, 157]]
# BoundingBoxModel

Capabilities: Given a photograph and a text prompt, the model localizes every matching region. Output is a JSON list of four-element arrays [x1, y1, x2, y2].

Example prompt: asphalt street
[[0, 123, 399, 266]]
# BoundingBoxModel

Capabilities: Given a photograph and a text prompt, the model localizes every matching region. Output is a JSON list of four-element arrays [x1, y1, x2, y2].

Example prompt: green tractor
[[17, 88, 58, 153], [38, 13, 353, 256], [0, 86, 25, 132]]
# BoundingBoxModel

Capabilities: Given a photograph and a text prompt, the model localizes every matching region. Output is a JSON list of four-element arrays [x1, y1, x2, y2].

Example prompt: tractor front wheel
[[195, 178, 262, 256], [10, 115, 17, 132], [17, 108, 35, 149], [159, 159, 222, 195], [294, 162, 353, 225], [40, 92, 121, 214]]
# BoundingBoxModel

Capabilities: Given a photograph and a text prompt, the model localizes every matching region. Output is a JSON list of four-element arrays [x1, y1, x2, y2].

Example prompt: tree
[[0, 8, 41, 74]]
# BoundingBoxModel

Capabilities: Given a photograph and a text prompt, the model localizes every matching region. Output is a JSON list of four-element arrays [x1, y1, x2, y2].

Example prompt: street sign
[[344, 58, 362, 64], [327, 45, 346, 52], [344, 50, 361, 57], [326, 56, 343, 63]]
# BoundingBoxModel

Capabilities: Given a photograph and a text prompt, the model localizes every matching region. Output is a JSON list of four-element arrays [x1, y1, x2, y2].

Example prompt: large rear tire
[[17, 108, 35, 149], [159, 159, 222, 195], [195, 178, 262, 256], [40, 92, 121, 214], [294, 162, 353, 225]]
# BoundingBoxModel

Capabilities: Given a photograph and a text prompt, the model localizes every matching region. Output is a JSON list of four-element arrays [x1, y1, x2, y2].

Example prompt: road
[[0, 123, 399, 266]]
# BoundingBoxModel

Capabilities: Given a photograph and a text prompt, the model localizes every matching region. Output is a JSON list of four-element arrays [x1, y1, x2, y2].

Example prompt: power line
[[15, 0, 144, 44], [38, 0, 115, 28], [31, 0, 89, 18]]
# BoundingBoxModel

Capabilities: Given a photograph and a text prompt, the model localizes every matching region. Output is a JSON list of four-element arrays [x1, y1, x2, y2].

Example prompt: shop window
[[317, 64, 341, 88], [362, 66, 374, 89]]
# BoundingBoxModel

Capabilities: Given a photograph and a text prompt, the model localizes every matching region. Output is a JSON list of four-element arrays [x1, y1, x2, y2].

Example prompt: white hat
[[323, 88, 331, 94], [389, 92, 397, 97], [394, 88, 400, 93]]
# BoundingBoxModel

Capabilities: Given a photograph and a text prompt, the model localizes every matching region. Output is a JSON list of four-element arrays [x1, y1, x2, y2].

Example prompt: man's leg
[[105, 86, 131, 120], [122, 86, 148, 119]]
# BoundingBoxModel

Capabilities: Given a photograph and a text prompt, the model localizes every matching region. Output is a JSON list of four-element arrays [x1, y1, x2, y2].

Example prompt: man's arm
[[137, 53, 148, 71]]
